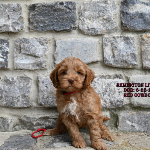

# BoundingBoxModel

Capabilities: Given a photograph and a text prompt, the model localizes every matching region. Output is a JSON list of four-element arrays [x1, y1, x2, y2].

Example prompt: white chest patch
[[62, 96, 79, 121]]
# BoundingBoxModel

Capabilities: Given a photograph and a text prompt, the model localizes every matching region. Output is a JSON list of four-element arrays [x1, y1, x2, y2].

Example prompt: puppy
[[44, 57, 115, 150]]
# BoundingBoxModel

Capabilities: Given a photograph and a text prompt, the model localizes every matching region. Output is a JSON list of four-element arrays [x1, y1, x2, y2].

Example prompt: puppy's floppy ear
[[50, 64, 60, 88], [83, 67, 95, 88]]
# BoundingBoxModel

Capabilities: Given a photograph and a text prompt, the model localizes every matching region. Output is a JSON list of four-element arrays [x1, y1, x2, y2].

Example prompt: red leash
[[31, 128, 46, 138]]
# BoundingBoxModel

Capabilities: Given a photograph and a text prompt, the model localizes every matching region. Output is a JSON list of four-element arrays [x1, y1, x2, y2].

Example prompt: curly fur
[[44, 57, 115, 150]]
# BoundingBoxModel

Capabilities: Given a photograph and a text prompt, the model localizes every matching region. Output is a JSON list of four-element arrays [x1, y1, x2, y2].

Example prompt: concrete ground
[[0, 130, 150, 150]]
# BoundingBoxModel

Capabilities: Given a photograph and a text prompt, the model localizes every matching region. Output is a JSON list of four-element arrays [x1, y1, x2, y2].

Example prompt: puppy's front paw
[[91, 141, 107, 150], [101, 131, 115, 141], [72, 140, 87, 148], [43, 129, 51, 136], [43, 129, 59, 136]]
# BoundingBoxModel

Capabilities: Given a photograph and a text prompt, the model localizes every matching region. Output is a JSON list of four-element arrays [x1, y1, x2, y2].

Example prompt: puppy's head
[[50, 57, 95, 92]]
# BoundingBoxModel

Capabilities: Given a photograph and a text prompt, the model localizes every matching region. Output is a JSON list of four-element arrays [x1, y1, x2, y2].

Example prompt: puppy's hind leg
[[44, 115, 67, 136]]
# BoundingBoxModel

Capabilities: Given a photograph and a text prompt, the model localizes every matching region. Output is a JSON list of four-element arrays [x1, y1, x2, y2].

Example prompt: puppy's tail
[[103, 116, 110, 121]]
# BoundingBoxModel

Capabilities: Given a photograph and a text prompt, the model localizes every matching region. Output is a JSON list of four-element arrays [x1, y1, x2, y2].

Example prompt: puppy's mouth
[[63, 85, 80, 93], [68, 86, 74, 91]]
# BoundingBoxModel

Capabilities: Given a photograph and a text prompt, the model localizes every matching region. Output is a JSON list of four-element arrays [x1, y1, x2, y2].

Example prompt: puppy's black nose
[[68, 79, 74, 85]]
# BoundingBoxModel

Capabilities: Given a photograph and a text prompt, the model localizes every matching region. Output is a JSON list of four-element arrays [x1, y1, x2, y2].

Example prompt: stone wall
[[0, 0, 150, 135]]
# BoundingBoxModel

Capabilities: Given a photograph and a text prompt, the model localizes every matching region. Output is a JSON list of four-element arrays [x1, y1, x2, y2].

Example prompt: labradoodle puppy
[[44, 57, 115, 150]]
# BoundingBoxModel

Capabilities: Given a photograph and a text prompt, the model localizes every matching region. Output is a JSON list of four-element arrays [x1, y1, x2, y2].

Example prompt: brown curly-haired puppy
[[44, 57, 115, 150]]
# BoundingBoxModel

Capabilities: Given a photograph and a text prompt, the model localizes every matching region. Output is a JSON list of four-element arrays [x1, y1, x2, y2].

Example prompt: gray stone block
[[38, 133, 72, 148], [79, 0, 117, 35], [29, 2, 76, 32], [141, 34, 150, 69], [129, 75, 150, 108], [14, 38, 50, 70], [0, 117, 9, 132], [0, 4, 24, 32], [55, 38, 100, 64], [0, 39, 9, 69], [0, 76, 32, 108], [38, 76, 57, 107], [20, 115, 58, 130], [118, 111, 150, 135], [96, 74, 124, 80], [121, 0, 150, 31], [103, 36, 137, 68], [0, 116, 20, 132], [0, 135, 36, 150], [91, 75, 124, 108]]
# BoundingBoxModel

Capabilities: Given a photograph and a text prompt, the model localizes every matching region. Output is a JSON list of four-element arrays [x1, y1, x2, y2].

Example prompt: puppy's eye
[[62, 71, 67, 75], [77, 71, 81, 75]]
